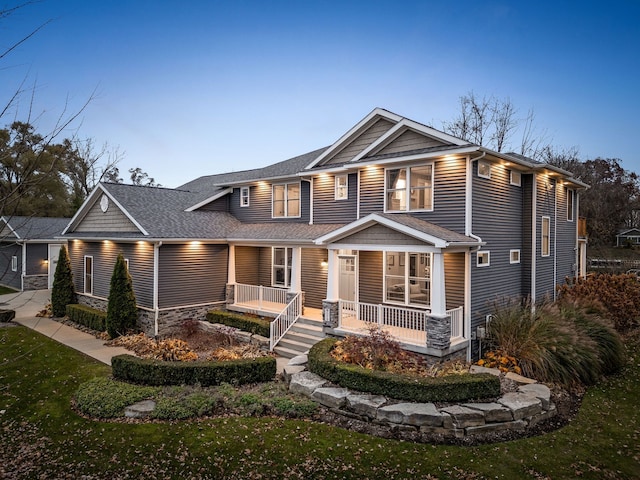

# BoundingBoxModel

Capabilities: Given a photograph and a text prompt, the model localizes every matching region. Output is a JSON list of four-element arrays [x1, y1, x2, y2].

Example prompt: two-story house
[[61, 108, 588, 361]]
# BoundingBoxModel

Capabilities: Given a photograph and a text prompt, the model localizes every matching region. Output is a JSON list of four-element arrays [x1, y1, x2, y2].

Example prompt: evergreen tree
[[106, 253, 137, 339], [51, 246, 76, 317]]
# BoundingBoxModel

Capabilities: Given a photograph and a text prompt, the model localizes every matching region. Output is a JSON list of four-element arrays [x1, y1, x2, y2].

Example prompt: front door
[[338, 255, 357, 302], [48, 244, 62, 289]]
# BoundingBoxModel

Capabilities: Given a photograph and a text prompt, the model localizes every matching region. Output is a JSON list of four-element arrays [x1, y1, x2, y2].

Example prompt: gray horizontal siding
[[197, 195, 229, 212], [229, 181, 310, 224], [301, 248, 327, 308], [358, 250, 383, 304], [234, 246, 260, 285], [470, 161, 526, 339], [556, 187, 577, 287], [0, 242, 21, 289], [158, 244, 228, 308], [358, 159, 466, 233], [444, 252, 464, 311], [313, 173, 358, 224], [325, 118, 395, 165], [69, 240, 155, 308], [535, 175, 556, 300]]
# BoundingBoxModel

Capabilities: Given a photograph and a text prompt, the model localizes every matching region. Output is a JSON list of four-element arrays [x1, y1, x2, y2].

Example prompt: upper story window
[[478, 160, 491, 179], [541, 216, 551, 257], [272, 183, 300, 218], [335, 174, 348, 200], [510, 249, 521, 264], [477, 251, 490, 267], [566, 188, 574, 221], [510, 170, 521, 186], [240, 186, 250, 207], [385, 165, 433, 212]]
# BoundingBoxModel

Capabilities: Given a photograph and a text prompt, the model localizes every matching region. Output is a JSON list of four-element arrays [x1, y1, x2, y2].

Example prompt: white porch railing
[[234, 283, 288, 311], [269, 292, 302, 351], [338, 300, 464, 346]]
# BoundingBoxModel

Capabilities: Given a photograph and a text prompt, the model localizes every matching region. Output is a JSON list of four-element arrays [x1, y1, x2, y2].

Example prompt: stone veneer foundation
[[283, 356, 556, 442]]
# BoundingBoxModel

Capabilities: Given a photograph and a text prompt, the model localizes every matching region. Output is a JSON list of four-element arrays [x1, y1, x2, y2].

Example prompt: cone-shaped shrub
[[106, 253, 138, 339], [51, 246, 76, 317]]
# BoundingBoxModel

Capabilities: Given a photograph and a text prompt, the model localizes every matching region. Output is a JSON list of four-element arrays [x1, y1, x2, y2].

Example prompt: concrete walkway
[[1, 290, 130, 365], [1, 289, 289, 372]]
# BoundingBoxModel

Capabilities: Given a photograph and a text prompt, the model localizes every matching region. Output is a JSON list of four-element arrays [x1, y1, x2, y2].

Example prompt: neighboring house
[[61, 108, 588, 361], [0, 216, 69, 290], [616, 228, 640, 247]]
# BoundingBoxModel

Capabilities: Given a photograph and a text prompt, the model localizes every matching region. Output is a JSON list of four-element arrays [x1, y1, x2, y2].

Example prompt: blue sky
[[2, 0, 639, 188]]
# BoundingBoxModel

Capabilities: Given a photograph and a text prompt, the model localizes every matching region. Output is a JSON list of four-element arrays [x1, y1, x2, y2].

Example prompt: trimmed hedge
[[0, 309, 15, 323], [308, 338, 501, 403], [111, 354, 276, 387], [206, 310, 271, 338], [66, 304, 107, 332]]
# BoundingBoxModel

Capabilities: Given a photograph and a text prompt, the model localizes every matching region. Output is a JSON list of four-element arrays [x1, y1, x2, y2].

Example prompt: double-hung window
[[240, 186, 250, 207], [541, 216, 551, 257], [84, 256, 93, 295], [335, 174, 348, 200], [566, 188, 574, 221], [272, 183, 300, 218], [272, 247, 292, 287], [385, 165, 433, 212]]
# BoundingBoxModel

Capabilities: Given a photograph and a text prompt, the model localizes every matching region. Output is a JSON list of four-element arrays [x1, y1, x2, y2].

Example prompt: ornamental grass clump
[[480, 297, 625, 387]]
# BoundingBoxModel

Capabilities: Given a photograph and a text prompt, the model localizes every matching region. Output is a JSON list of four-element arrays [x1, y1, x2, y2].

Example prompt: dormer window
[[272, 183, 300, 218], [385, 165, 433, 212]]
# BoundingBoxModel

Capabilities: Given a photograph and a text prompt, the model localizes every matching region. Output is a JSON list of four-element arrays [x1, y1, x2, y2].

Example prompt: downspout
[[357, 170, 361, 220], [531, 174, 537, 304], [465, 151, 485, 362], [553, 179, 558, 300], [153, 241, 162, 336], [575, 192, 580, 278]]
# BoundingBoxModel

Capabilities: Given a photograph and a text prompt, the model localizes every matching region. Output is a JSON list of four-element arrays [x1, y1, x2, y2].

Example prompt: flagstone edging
[[283, 355, 556, 440]]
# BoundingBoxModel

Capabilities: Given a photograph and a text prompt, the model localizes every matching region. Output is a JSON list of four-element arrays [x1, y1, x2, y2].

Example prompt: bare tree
[[443, 92, 554, 160]]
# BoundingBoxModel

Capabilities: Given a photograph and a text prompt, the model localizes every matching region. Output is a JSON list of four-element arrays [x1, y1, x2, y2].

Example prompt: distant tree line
[[443, 92, 640, 247]]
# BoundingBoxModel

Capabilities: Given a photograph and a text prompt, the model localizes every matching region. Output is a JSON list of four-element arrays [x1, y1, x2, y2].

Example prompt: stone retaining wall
[[23, 275, 48, 291], [284, 356, 556, 441], [199, 322, 270, 351]]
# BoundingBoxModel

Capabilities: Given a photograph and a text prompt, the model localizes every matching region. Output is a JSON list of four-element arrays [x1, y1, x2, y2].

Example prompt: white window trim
[[124, 258, 130, 270], [510, 170, 521, 186], [240, 186, 250, 207], [84, 255, 93, 295], [510, 249, 521, 264], [383, 252, 431, 309], [478, 160, 491, 179], [541, 216, 551, 257], [11, 255, 17, 272], [567, 188, 574, 222], [384, 164, 434, 213], [477, 251, 490, 267], [335, 174, 348, 200], [272, 182, 301, 218]]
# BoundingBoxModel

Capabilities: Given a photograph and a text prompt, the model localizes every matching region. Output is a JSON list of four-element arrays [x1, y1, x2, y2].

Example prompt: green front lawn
[[0, 285, 17, 295], [1, 326, 639, 479]]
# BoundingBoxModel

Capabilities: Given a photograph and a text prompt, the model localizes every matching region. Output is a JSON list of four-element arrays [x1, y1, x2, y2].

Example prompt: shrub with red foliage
[[558, 273, 640, 332]]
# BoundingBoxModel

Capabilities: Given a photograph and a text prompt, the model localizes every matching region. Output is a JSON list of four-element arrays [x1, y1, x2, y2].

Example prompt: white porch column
[[431, 250, 446, 316], [227, 244, 236, 284], [325, 248, 339, 301], [290, 247, 302, 292]]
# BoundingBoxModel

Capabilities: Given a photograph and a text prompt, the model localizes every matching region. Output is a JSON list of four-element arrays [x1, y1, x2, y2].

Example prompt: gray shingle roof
[[228, 222, 344, 242], [376, 213, 479, 244], [2, 216, 69, 240]]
